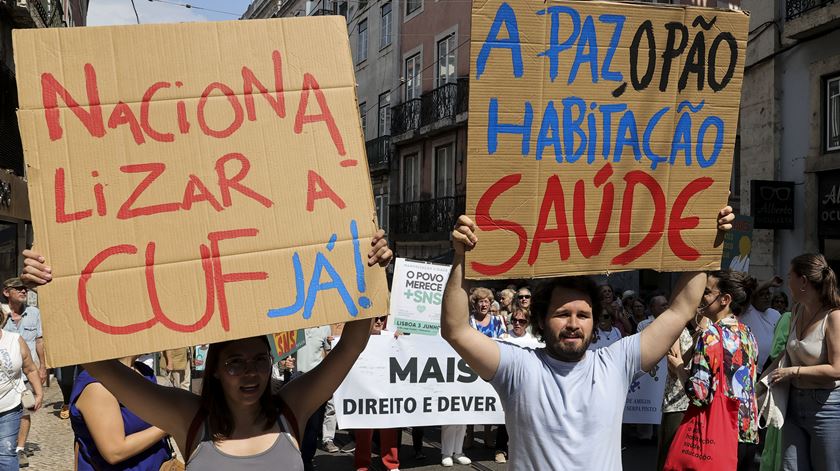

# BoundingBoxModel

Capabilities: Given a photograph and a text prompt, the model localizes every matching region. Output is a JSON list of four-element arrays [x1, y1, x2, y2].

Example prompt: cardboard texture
[[467, 0, 749, 279], [14, 18, 388, 366]]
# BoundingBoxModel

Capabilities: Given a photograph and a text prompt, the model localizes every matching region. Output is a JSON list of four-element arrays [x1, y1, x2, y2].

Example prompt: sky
[[87, 0, 255, 26]]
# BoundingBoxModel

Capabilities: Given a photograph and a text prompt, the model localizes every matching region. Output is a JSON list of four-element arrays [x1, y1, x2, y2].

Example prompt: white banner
[[623, 357, 667, 424], [334, 334, 506, 428], [389, 258, 450, 335]]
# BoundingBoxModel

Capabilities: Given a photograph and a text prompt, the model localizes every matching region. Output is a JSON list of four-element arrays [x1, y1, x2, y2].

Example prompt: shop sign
[[751, 180, 794, 229], [819, 170, 840, 237]]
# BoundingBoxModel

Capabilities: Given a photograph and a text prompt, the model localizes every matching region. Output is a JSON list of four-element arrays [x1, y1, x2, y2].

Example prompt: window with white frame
[[405, 53, 422, 100], [359, 102, 367, 138], [378, 91, 391, 136], [402, 153, 420, 202], [357, 19, 368, 62], [375, 193, 390, 233], [436, 33, 456, 87], [435, 143, 455, 198], [406, 0, 421, 16], [828, 76, 840, 152], [380, 3, 392, 47]]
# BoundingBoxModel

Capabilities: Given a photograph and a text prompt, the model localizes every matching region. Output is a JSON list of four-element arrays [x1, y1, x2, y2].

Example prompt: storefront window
[[0, 221, 18, 283]]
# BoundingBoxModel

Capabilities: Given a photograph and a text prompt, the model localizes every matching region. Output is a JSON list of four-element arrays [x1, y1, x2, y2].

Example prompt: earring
[[800, 287, 806, 292]]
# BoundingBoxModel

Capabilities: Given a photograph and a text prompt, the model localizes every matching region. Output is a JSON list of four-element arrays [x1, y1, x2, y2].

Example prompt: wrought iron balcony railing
[[391, 78, 469, 135], [365, 135, 391, 173], [786, 0, 837, 20], [389, 195, 466, 238]]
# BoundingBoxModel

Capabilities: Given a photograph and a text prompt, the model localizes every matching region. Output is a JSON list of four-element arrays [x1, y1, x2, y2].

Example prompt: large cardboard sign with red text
[[466, 0, 749, 279], [14, 18, 388, 366]]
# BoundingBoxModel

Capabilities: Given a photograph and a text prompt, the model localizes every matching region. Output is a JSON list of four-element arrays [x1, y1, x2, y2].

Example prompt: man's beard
[[546, 331, 592, 362]]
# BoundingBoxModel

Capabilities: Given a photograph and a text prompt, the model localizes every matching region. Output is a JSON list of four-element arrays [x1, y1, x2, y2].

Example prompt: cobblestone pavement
[[26, 380, 657, 470], [27, 380, 73, 469]]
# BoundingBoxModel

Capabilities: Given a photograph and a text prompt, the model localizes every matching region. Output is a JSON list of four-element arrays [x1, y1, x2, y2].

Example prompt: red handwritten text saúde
[[472, 163, 713, 276]]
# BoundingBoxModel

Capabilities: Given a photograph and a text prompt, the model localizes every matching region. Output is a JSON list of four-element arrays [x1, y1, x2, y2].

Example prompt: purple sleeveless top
[[70, 362, 171, 470]]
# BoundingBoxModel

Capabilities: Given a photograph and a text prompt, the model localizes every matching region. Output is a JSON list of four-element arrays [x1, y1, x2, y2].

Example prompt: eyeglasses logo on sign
[[750, 180, 795, 230]]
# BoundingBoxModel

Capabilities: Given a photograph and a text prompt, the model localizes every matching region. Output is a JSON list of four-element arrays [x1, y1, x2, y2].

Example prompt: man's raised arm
[[639, 271, 707, 372], [441, 215, 500, 381], [639, 205, 735, 371]]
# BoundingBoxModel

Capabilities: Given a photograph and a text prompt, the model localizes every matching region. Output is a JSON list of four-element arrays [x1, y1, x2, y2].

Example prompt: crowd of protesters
[[3, 202, 839, 471]]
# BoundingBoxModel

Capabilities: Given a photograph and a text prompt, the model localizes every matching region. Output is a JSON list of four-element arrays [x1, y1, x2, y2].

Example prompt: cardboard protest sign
[[14, 18, 388, 366], [268, 329, 306, 361], [335, 335, 506, 428], [466, 0, 749, 278], [390, 258, 450, 335]]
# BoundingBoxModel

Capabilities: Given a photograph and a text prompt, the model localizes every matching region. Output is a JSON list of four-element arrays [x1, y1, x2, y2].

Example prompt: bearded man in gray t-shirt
[[441, 209, 733, 471]]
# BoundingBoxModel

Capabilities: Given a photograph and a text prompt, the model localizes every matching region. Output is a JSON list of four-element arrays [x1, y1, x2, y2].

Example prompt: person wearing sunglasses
[[507, 309, 535, 341], [20, 230, 393, 471], [514, 288, 531, 312]]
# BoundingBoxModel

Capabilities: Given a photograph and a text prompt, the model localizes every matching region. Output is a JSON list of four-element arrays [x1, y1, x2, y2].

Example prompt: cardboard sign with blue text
[[13, 18, 388, 366], [390, 258, 451, 335], [467, 0, 749, 279]]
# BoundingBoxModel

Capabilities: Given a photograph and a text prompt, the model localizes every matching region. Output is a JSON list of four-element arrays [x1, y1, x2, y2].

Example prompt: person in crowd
[[163, 347, 191, 391], [56, 365, 79, 420], [321, 322, 346, 454], [628, 298, 648, 334], [759, 297, 794, 471], [0, 313, 43, 469], [353, 316, 401, 471], [768, 253, 840, 471], [296, 323, 334, 467], [71, 355, 172, 470], [490, 301, 502, 324], [469, 288, 506, 338], [588, 309, 622, 350], [441, 207, 734, 470], [506, 308, 536, 341], [622, 294, 638, 320], [741, 277, 783, 375], [680, 270, 759, 470], [600, 285, 633, 335], [514, 287, 531, 312], [771, 291, 789, 315], [656, 313, 705, 470], [638, 295, 670, 333], [498, 289, 515, 320], [1, 278, 45, 468], [19, 231, 392, 471]]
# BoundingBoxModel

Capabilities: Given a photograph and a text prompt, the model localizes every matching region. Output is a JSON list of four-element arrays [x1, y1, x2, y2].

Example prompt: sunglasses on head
[[223, 355, 272, 376]]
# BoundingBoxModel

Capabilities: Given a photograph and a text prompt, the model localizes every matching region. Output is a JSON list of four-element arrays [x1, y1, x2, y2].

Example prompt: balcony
[[389, 195, 466, 240], [785, 0, 840, 39], [365, 135, 391, 174], [391, 78, 469, 140]]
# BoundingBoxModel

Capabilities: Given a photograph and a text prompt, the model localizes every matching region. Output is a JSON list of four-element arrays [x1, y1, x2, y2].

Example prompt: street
[[26, 380, 657, 470]]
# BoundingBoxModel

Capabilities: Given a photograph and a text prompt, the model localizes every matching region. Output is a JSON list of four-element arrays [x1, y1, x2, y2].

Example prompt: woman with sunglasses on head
[[20, 231, 393, 470], [768, 254, 840, 471], [669, 270, 759, 470]]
